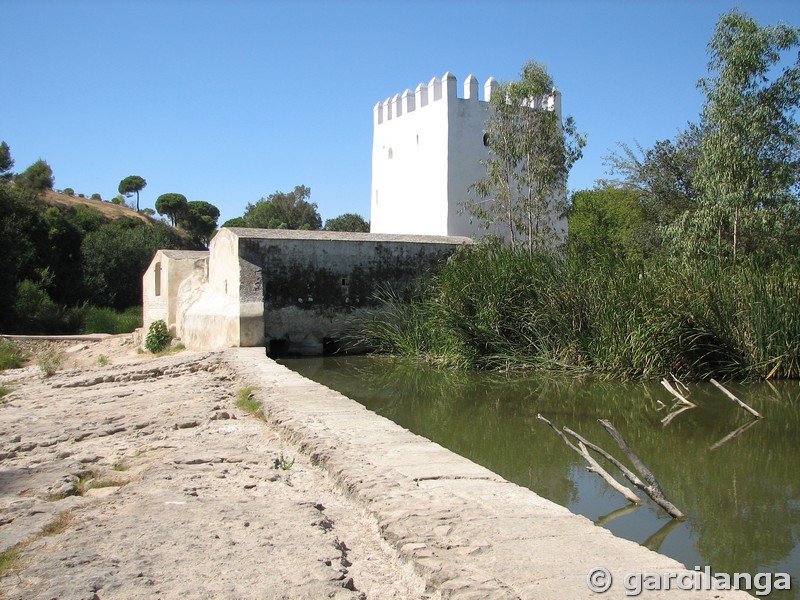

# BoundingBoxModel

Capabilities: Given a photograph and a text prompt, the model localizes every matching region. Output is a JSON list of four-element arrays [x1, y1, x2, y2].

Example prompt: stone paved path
[[0, 345, 425, 599]]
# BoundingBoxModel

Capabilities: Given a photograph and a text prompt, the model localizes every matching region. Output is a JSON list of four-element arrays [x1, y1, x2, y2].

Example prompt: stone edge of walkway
[[224, 348, 752, 600]]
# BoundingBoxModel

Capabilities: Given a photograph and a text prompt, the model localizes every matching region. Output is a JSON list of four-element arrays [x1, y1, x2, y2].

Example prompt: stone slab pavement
[[226, 348, 754, 600]]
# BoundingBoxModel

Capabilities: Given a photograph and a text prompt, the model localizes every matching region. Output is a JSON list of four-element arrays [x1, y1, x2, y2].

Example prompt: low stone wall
[[225, 348, 752, 599]]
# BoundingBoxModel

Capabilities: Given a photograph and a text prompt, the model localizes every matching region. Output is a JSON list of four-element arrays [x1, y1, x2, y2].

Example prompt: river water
[[281, 356, 800, 598]]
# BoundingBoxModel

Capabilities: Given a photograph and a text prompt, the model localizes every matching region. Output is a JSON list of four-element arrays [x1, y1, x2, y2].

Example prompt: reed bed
[[352, 244, 800, 381]]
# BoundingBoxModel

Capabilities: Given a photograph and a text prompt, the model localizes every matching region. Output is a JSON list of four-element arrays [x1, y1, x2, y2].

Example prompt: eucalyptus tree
[[691, 9, 800, 265], [468, 60, 585, 254]]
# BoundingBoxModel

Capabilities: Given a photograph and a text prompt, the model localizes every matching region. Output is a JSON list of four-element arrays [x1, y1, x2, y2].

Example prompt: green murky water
[[281, 356, 800, 598]]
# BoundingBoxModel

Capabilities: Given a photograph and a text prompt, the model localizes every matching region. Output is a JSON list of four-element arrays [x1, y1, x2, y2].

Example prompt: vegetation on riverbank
[[354, 10, 800, 382], [353, 243, 799, 380]]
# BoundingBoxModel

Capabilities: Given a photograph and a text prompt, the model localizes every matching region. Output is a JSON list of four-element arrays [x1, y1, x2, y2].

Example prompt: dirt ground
[[0, 336, 428, 600]]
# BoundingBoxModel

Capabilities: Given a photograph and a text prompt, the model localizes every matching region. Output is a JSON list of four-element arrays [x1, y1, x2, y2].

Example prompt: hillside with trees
[[0, 147, 204, 334]]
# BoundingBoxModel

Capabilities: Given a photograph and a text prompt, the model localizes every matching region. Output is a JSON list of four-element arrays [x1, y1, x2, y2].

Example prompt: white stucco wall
[[370, 71, 568, 243], [178, 229, 265, 350], [142, 250, 209, 335], [370, 74, 452, 235], [370, 72, 495, 238]]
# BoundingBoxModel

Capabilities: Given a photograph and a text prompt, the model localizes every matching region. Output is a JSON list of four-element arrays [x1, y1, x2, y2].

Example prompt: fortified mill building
[[143, 73, 565, 355]]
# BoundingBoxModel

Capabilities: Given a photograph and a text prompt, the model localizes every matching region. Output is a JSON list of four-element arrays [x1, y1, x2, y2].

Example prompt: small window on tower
[[483, 133, 490, 147], [388, 148, 394, 159]]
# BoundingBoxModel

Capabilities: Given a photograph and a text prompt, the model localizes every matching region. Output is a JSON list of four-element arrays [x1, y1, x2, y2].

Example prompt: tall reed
[[352, 243, 800, 381]]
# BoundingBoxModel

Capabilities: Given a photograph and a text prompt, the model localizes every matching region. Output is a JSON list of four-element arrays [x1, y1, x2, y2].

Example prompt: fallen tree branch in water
[[597, 419, 685, 519], [661, 378, 696, 407], [561, 424, 685, 519], [537, 414, 641, 505], [710, 379, 763, 419]]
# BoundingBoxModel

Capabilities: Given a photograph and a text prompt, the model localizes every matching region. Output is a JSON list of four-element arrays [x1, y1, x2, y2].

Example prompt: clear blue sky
[[4, 0, 799, 226]]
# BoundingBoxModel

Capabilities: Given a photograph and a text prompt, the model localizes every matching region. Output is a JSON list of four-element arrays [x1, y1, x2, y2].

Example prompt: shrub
[[63, 188, 75, 196], [144, 319, 171, 353], [38, 347, 65, 377], [0, 339, 26, 370]]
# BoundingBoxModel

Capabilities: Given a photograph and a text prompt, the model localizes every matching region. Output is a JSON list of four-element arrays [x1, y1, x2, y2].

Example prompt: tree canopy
[[691, 9, 800, 265], [183, 200, 220, 246], [596, 10, 800, 265], [568, 188, 645, 261], [82, 218, 189, 310], [15, 159, 54, 191], [224, 185, 322, 230], [118, 175, 147, 212], [324, 213, 370, 232], [155, 193, 189, 226], [0, 141, 14, 181]]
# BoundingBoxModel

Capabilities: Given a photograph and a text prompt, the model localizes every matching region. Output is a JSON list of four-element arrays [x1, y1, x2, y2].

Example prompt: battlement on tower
[[373, 72, 562, 126], [373, 72, 498, 126], [370, 68, 567, 240]]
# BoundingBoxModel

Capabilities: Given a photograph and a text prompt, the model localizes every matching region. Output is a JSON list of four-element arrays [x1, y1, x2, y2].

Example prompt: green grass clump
[[37, 347, 65, 378], [0, 338, 26, 371], [236, 387, 264, 418], [0, 545, 21, 577]]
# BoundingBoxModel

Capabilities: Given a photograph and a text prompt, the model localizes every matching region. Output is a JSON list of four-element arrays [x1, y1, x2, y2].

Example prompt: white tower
[[370, 71, 566, 241]]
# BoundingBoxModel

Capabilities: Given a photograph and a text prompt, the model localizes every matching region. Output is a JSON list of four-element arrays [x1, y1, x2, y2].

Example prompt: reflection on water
[[282, 356, 800, 598]]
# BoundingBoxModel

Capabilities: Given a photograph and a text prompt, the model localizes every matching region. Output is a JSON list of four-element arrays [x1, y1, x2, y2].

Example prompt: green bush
[[145, 320, 171, 353], [63, 188, 75, 196]]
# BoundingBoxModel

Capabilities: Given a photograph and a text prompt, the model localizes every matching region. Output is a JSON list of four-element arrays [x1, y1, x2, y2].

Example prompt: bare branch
[[710, 379, 763, 419], [661, 378, 695, 407], [578, 441, 642, 504], [596, 420, 685, 519], [537, 415, 641, 505]]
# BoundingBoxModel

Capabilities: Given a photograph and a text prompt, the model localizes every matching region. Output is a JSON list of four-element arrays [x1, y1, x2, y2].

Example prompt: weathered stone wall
[[146, 228, 471, 354], [232, 228, 471, 355]]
